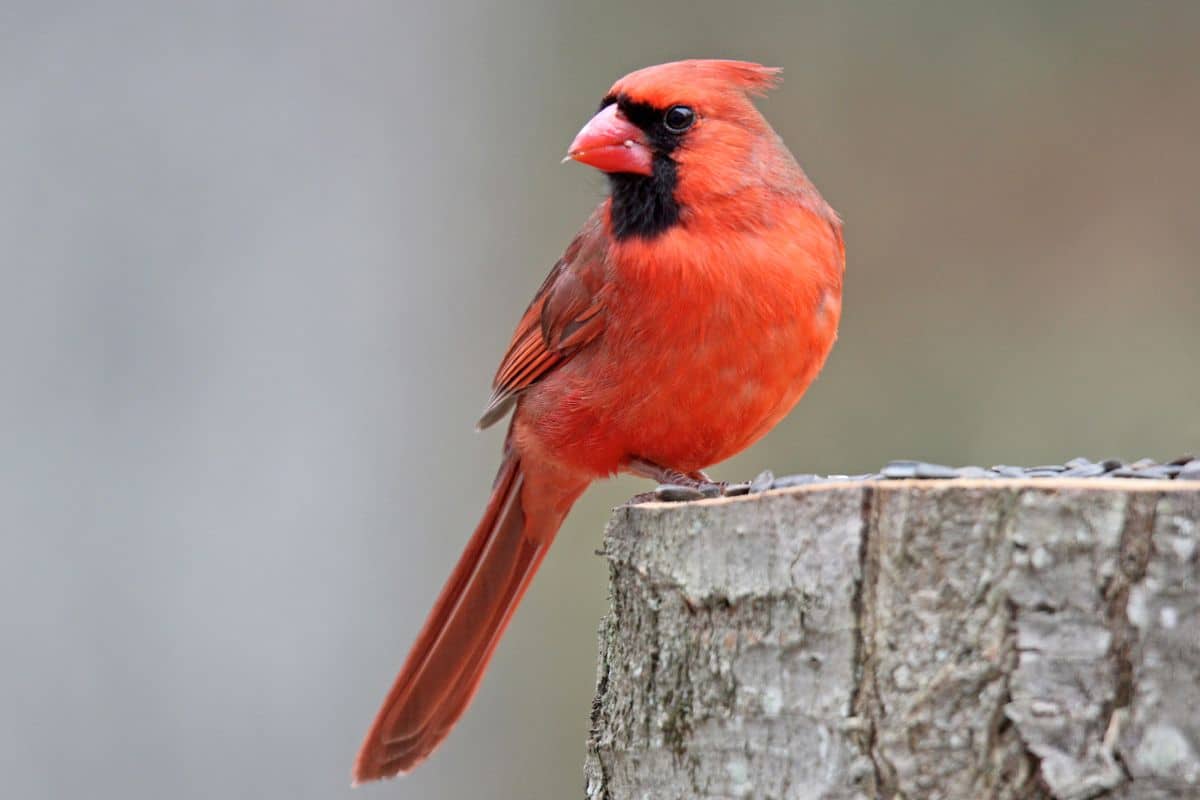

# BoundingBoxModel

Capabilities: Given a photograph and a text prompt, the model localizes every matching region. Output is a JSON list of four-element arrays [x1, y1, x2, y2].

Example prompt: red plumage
[[353, 59, 844, 783]]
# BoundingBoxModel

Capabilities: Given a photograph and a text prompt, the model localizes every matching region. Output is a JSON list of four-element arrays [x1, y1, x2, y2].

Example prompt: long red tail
[[353, 451, 577, 783]]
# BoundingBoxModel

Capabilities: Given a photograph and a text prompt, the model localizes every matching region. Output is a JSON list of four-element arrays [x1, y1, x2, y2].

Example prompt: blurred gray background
[[3, 2, 1198, 798]]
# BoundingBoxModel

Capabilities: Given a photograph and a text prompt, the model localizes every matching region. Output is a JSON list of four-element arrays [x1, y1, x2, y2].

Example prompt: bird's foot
[[626, 458, 750, 504]]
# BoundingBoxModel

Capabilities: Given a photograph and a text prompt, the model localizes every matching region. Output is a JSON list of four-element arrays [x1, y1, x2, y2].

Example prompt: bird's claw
[[628, 479, 752, 504], [627, 457, 752, 503]]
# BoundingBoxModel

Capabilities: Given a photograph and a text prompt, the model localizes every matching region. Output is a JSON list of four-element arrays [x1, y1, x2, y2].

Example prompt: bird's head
[[566, 59, 791, 239]]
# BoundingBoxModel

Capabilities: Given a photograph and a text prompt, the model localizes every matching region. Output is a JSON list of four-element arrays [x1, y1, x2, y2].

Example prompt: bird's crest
[[609, 59, 782, 106]]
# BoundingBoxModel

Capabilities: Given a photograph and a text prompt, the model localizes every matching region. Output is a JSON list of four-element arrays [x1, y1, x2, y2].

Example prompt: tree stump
[[584, 479, 1200, 800]]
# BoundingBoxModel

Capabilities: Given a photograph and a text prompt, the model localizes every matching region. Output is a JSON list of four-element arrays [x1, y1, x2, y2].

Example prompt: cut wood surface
[[583, 479, 1200, 800]]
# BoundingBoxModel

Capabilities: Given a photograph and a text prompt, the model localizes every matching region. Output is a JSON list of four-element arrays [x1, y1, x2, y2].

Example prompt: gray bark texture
[[583, 479, 1200, 800]]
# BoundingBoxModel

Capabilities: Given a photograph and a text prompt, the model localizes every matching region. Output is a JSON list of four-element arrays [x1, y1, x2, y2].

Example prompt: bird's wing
[[477, 213, 609, 430]]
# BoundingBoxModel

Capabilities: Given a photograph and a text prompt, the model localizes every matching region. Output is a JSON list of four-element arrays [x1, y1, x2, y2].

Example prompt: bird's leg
[[628, 458, 706, 486], [626, 458, 729, 503]]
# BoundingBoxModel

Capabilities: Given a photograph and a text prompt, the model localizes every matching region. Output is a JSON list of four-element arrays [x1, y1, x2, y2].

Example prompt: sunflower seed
[[749, 470, 775, 494], [771, 474, 822, 489], [914, 462, 959, 479], [655, 484, 705, 502]]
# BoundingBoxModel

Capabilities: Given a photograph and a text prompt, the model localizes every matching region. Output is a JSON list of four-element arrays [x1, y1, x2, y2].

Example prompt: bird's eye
[[663, 105, 695, 134]]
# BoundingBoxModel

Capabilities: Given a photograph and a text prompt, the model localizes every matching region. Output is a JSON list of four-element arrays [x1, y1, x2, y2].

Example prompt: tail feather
[[353, 451, 569, 782]]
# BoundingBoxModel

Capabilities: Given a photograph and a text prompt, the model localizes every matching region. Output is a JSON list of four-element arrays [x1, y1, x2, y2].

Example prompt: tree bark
[[584, 479, 1200, 800]]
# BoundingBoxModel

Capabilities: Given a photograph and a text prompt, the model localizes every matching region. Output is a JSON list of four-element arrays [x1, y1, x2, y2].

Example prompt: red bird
[[353, 59, 844, 783]]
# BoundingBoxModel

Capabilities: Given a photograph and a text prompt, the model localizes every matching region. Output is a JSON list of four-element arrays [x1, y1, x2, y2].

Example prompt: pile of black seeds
[[649, 456, 1200, 502]]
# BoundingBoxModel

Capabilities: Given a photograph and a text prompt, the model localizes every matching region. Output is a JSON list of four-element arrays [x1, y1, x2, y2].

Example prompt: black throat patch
[[607, 158, 679, 240], [601, 95, 685, 241]]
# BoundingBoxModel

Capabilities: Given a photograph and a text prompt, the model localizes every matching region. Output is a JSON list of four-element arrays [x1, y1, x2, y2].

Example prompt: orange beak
[[566, 103, 653, 176]]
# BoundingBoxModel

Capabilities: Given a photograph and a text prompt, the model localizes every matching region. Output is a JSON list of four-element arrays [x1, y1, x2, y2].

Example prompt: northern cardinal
[[353, 59, 844, 783]]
